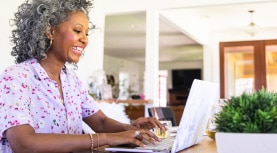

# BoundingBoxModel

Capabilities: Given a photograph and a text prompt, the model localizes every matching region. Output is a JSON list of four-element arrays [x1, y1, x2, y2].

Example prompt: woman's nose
[[80, 34, 88, 45]]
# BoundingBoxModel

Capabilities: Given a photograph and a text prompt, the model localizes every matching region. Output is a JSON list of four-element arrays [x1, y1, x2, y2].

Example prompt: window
[[220, 40, 277, 98]]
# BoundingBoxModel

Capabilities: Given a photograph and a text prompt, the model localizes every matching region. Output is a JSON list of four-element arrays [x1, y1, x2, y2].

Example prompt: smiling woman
[[0, 0, 166, 153]]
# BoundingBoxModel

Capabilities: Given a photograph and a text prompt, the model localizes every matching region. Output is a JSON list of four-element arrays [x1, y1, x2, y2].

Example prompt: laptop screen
[[171, 79, 219, 152]]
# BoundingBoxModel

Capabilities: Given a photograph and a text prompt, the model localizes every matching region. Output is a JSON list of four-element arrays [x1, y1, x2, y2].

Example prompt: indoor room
[[1, 0, 277, 152]]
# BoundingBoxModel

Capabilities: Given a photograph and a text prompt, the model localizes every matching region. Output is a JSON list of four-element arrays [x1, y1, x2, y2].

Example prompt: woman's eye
[[74, 30, 81, 34], [74, 29, 88, 36]]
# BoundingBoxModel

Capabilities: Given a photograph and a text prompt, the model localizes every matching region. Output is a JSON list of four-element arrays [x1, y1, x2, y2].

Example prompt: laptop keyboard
[[138, 137, 175, 150]]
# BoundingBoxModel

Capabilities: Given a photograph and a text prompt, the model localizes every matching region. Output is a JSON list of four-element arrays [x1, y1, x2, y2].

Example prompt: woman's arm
[[83, 110, 137, 133], [83, 110, 166, 133], [5, 125, 91, 153], [6, 124, 155, 153]]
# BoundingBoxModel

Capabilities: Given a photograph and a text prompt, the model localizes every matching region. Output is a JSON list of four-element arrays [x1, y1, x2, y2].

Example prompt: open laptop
[[105, 79, 219, 153]]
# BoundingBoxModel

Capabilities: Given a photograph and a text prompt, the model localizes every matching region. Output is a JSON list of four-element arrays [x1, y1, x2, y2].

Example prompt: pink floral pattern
[[0, 58, 99, 152]]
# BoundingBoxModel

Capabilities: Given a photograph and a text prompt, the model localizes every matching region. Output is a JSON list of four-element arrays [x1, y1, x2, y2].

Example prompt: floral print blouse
[[0, 58, 99, 152]]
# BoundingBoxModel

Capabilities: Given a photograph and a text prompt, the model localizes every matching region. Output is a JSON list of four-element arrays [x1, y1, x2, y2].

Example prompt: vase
[[216, 132, 277, 153]]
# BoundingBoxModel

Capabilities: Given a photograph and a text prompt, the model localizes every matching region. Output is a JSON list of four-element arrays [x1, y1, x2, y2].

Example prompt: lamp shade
[[245, 22, 261, 36]]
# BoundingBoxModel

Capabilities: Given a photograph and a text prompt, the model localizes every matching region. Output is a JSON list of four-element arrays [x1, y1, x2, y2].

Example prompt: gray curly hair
[[10, 0, 93, 64]]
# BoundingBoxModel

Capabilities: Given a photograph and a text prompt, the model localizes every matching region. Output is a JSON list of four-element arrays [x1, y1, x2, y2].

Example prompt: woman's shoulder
[[0, 59, 36, 77]]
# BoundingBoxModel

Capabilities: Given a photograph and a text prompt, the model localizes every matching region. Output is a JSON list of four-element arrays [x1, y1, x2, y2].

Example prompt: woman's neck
[[40, 58, 63, 81]]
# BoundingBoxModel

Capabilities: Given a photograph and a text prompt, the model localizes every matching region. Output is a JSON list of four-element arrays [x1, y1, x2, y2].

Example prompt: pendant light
[[245, 10, 260, 36]]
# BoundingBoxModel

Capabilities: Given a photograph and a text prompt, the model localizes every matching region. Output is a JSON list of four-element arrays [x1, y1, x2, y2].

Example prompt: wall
[[104, 55, 143, 96], [0, 1, 23, 72]]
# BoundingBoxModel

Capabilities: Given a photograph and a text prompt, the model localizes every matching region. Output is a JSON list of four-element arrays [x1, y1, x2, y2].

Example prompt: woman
[[0, 0, 164, 152]]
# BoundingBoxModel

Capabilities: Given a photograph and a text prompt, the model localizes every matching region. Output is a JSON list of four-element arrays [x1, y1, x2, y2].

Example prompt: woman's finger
[[135, 129, 160, 144]]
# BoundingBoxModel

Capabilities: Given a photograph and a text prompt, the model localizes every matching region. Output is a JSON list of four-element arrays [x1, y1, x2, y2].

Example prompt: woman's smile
[[72, 46, 84, 56]]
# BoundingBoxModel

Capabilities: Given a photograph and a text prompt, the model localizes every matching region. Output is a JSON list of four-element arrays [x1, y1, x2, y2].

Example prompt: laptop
[[105, 79, 219, 153]]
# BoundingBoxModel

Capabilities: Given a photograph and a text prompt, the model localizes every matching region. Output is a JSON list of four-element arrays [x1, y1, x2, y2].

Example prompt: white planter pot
[[216, 132, 277, 153]]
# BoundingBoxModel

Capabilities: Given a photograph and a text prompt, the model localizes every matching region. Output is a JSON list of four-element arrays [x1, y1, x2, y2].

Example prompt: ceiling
[[103, 1, 277, 63]]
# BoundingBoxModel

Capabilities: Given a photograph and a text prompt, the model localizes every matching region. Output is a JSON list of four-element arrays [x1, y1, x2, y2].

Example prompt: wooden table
[[76, 136, 217, 153], [178, 136, 217, 153]]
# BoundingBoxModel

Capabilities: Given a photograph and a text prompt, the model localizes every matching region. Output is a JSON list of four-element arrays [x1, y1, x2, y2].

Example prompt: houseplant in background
[[215, 88, 277, 153]]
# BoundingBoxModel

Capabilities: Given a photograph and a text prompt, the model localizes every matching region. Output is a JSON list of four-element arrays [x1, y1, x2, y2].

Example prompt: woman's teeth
[[72, 46, 83, 53]]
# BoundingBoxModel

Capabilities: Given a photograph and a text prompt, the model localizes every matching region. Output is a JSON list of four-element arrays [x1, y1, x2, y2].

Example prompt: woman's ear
[[45, 26, 54, 39]]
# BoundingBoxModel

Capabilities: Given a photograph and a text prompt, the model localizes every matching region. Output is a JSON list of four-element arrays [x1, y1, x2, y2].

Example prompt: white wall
[[104, 55, 142, 95], [0, 0, 24, 72]]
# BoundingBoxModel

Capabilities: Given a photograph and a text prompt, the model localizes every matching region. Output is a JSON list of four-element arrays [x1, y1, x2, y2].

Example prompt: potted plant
[[215, 88, 277, 153]]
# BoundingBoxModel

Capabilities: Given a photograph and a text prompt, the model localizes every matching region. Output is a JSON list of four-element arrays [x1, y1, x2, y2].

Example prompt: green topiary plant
[[215, 88, 277, 133]]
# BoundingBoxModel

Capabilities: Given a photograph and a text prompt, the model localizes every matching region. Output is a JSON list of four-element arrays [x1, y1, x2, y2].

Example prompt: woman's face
[[49, 11, 89, 64]]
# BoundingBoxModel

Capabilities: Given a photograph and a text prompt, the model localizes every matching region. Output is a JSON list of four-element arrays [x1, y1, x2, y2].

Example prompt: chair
[[148, 107, 177, 126]]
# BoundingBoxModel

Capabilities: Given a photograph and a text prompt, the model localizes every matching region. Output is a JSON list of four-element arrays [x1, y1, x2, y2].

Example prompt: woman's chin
[[69, 55, 81, 62], [66, 58, 80, 65]]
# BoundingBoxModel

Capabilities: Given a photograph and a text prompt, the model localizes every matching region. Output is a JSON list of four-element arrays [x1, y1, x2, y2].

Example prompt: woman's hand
[[103, 129, 160, 147], [131, 117, 166, 130]]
